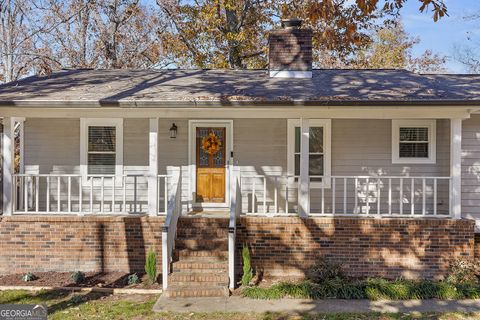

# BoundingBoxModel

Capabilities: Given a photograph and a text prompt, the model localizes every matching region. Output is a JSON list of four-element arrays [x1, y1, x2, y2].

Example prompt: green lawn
[[0, 290, 479, 320]]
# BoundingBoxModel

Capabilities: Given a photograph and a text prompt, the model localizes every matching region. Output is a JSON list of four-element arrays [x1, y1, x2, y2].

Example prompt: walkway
[[153, 296, 480, 314]]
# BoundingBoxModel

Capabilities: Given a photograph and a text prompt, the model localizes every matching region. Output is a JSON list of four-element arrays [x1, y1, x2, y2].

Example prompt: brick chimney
[[268, 18, 313, 78]]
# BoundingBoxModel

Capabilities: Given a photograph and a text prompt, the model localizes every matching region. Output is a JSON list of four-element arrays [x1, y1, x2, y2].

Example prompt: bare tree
[[453, 11, 480, 74]]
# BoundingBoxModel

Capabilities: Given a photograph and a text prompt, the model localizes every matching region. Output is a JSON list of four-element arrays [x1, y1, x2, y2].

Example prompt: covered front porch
[[1, 109, 464, 220]]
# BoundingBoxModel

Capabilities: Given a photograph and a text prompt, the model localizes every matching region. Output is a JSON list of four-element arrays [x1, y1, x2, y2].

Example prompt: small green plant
[[127, 273, 140, 285], [145, 250, 157, 284], [445, 259, 479, 284], [70, 271, 85, 285], [22, 272, 37, 282], [241, 244, 253, 286], [305, 258, 347, 284]]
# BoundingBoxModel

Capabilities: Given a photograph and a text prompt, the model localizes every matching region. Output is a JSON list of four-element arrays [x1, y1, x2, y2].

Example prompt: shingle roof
[[0, 68, 479, 107]]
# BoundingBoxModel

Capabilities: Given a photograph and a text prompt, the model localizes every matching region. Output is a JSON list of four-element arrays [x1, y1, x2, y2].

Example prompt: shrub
[[241, 278, 480, 300], [305, 258, 347, 284], [22, 272, 37, 282], [127, 273, 140, 285], [241, 245, 253, 286], [445, 259, 479, 284], [70, 271, 85, 285], [145, 250, 157, 284]]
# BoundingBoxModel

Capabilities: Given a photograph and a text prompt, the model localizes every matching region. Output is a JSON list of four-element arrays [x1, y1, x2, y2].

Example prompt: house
[[0, 19, 479, 297]]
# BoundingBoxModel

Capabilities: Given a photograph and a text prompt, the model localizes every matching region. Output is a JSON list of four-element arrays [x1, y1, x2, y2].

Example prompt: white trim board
[[188, 120, 234, 209], [0, 107, 472, 119]]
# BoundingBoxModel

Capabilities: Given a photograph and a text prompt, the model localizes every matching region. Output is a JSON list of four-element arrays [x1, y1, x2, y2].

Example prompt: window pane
[[309, 127, 323, 153], [399, 143, 429, 158], [399, 127, 428, 142], [295, 127, 300, 153], [89, 126, 116, 152], [88, 154, 115, 174], [294, 154, 300, 176], [309, 154, 324, 176]]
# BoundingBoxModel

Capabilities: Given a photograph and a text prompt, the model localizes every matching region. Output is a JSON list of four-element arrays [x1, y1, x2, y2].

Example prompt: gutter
[[1, 99, 480, 108]]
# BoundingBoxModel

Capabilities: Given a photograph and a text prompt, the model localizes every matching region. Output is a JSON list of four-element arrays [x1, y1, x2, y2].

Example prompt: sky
[[401, 0, 480, 73]]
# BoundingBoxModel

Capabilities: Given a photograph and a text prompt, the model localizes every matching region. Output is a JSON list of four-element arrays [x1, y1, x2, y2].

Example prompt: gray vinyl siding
[[23, 118, 150, 212], [25, 118, 80, 175], [20, 117, 452, 215], [461, 114, 480, 223], [234, 119, 450, 215]]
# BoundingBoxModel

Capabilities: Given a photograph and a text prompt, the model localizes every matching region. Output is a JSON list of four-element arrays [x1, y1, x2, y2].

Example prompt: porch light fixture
[[169, 123, 178, 139]]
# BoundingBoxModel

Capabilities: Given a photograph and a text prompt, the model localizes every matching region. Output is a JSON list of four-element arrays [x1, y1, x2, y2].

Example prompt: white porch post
[[148, 118, 159, 216], [450, 118, 462, 219], [2, 117, 14, 215], [298, 118, 310, 217]]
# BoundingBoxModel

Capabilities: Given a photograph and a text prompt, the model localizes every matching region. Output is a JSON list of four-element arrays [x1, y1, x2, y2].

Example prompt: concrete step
[[174, 249, 228, 260], [176, 239, 228, 251], [172, 260, 227, 272], [169, 272, 229, 286], [164, 285, 229, 298]]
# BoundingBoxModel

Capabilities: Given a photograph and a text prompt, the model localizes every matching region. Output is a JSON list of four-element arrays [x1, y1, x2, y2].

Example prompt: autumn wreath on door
[[202, 131, 222, 155]]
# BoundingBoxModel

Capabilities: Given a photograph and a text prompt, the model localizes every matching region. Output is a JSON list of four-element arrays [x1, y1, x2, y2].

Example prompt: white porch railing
[[12, 174, 170, 215], [161, 168, 182, 290], [228, 166, 241, 290], [240, 175, 452, 217]]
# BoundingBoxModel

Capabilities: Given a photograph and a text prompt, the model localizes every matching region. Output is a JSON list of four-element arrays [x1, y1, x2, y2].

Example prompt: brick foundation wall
[[0, 215, 165, 275], [475, 234, 480, 261], [236, 217, 475, 280]]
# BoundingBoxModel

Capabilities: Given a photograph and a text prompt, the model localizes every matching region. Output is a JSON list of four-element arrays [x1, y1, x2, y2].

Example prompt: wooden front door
[[196, 127, 226, 203]]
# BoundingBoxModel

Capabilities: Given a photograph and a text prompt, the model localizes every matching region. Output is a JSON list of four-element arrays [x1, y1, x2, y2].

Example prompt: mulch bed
[[0, 271, 161, 290]]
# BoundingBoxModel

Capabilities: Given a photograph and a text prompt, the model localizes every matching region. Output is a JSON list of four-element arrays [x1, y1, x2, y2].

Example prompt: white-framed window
[[80, 118, 123, 178], [287, 119, 331, 188], [392, 120, 436, 164]]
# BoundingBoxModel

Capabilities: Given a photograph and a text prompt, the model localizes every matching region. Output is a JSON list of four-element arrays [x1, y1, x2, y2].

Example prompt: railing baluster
[[251, 179, 256, 213], [332, 178, 336, 215], [434, 178, 437, 215], [321, 180, 325, 214], [343, 178, 347, 214], [35, 176, 39, 213], [46, 176, 50, 213], [422, 178, 426, 215], [123, 176, 127, 212], [68, 176, 72, 213], [157, 176, 160, 214], [90, 177, 94, 213], [274, 176, 278, 214], [388, 178, 392, 215], [112, 176, 116, 213], [57, 176, 61, 213], [365, 178, 370, 215], [285, 177, 289, 214], [377, 178, 381, 215], [354, 178, 358, 214], [164, 176, 168, 214], [101, 176, 104, 213], [24, 176, 28, 212], [411, 178, 415, 215], [133, 176, 137, 213], [263, 177, 267, 214], [79, 177, 82, 213], [399, 178, 403, 215]]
